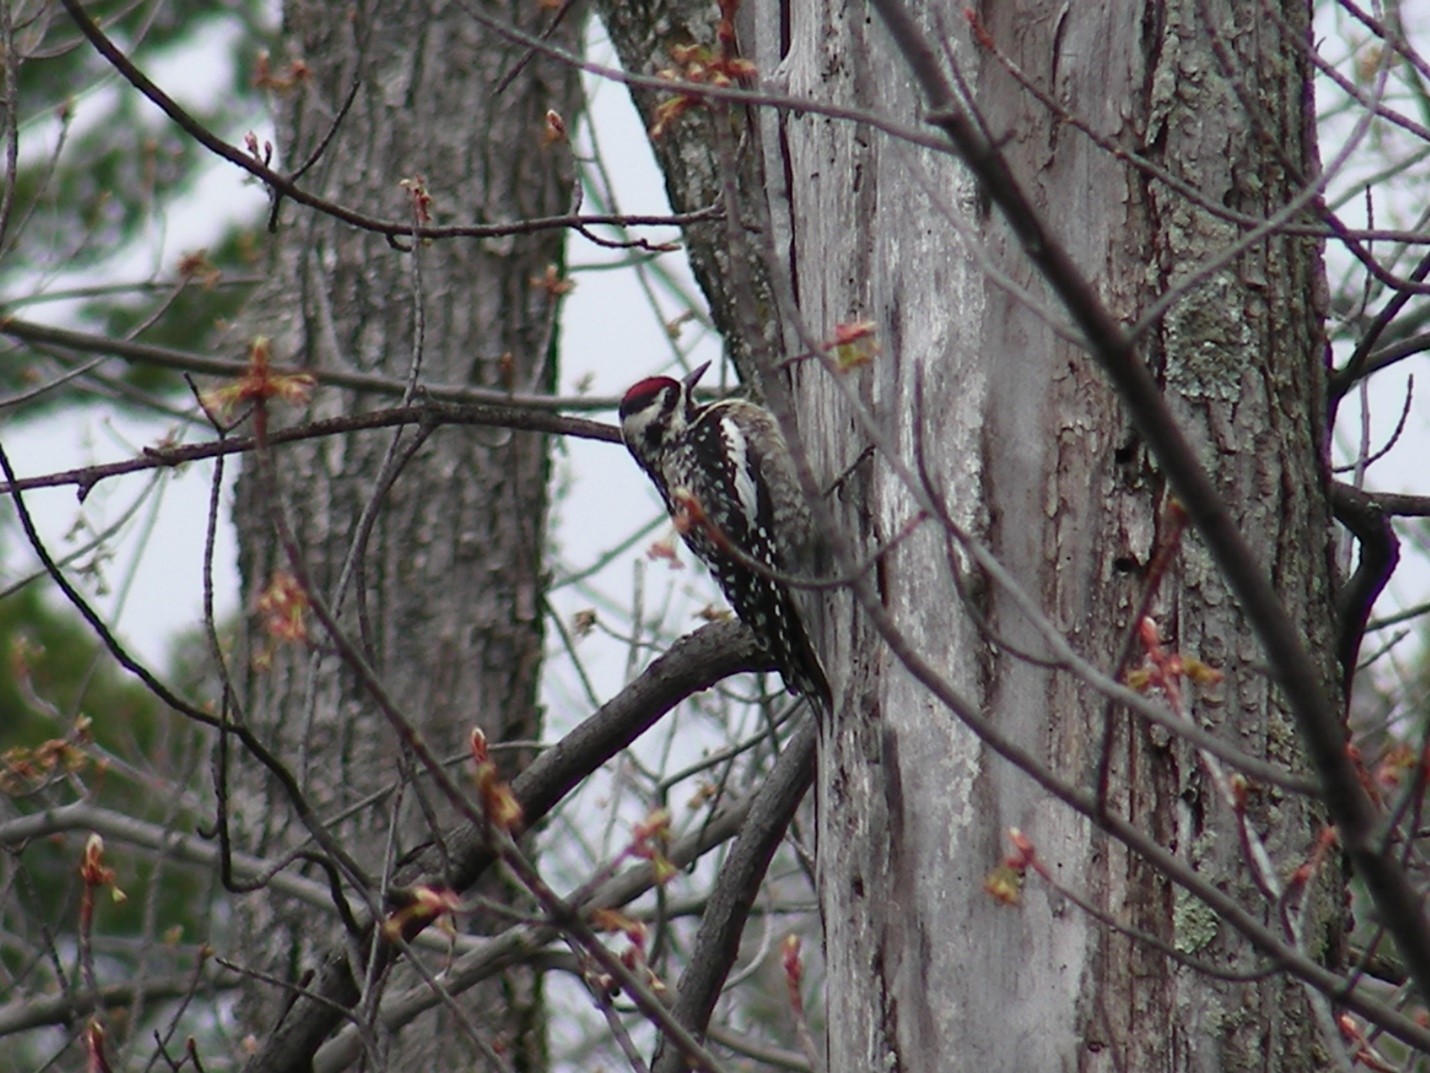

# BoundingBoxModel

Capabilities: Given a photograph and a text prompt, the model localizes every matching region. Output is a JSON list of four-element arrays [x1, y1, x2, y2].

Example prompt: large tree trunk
[[756, 0, 1338, 1069], [230, 3, 581, 1069]]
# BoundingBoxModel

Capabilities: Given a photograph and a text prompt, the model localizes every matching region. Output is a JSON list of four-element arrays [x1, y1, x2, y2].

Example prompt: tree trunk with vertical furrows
[[747, 1, 1340, 1069], [230, 4, 582, 1069]]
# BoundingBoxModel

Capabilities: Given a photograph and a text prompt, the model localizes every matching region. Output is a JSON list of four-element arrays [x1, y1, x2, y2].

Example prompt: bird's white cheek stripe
[[621, 390, 678, 458], [722, 418, 761, 532]]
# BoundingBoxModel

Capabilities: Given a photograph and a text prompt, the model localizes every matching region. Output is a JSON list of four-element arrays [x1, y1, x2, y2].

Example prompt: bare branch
[[0, 316, 622, 412], [57, 0, 712, 243], [0, 970, 235, 1036], [651, 721, 816, 1073], [246, 620, 773, 1073]]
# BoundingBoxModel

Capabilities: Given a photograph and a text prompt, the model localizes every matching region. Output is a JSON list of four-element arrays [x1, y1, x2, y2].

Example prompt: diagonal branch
[[650, 720, 816, 1073], [245, 619, 773, 1073], [312, 753, 781, 1072], [59, 0, 710, 243]]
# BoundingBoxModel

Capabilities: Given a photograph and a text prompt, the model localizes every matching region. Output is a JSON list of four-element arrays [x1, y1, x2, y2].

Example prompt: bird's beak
[[683, 361, 712, 391]]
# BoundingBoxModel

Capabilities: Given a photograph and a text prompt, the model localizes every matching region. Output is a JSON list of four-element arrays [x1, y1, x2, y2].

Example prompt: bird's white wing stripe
[[720, 415, 762, 541]]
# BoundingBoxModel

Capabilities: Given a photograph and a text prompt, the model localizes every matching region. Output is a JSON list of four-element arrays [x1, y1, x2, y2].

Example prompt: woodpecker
[[619, 363, 831, 708]]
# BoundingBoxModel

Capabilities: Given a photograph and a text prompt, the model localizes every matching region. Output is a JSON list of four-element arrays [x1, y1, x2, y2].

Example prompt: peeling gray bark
[[750, 0, 1337, 1070], [229, 3, 582, 1069]]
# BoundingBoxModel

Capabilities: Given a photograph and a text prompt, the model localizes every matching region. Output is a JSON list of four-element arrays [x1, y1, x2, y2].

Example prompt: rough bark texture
[[752, 0, 1337, 1070], [230, 3, 581, 1069]]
